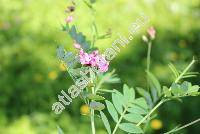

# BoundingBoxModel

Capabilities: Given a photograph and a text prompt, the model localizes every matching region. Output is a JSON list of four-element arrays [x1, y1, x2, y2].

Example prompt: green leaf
[[68, 25, 91, 51], [56, 46, 79, 69], [187, 85, 199, 95], [106, 77, 121, 83], [127, 105, 148, 115], [147, 71, 161, 96], [180, 81, 190, 92], [100, 111, 111, 134], [119, 123, 143, 133], [87, 94, 105, 101], [181, 81, 198, 93], [95, 70, 120, 92], [105, 100, 118, 122], [123, 84, 130, 99], [168, 63, 179, 79], [101, 70, 120, 84], [182, 72, 199, 79], [150, 87, 158, 103], [133, 98, 148, 110], [56, 46, 65, 60], [124, 113, 144, 123], [136, 87, 153, 108], [57, 126, 64, 134], [123, 84, 135, 104], [62, 23, 69, 31], [169, 81, 199, 97], [171, 83, 185, 96], [112, 90, 123, 114], [163, 86, 171, 97], [90, 101, 105, 111], [188, 92, 200, 96], [130, 88, 135, 100]]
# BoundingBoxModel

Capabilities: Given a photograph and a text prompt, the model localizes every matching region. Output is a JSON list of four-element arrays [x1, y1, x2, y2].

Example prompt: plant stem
[[164, 118, 200, 134], [174, 59, 196, 84], [147, 42, 152, 73], [90, 87, 96, 134], [146, 42, 152, 90], [136, 100, 164, 126], [90, 68, 96, 134], [136, 59, 196, 127], [112, 107, 127, 134]]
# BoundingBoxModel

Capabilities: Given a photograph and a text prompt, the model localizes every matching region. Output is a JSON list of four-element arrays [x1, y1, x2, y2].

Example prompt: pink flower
[[78, 49, 109, 72], [90, 55, 99, 67], [79, 49, 91, 65], [74, 43, 81, 49], [147, 26, 156, 39], [89, 50, 99, 67], [97, 56, 109, 72], [65, 16, 73, 23], [91, 50, 99, 56]]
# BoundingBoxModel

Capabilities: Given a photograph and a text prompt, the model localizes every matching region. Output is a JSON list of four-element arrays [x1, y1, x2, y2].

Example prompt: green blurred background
[[0, 0, 199, 133]]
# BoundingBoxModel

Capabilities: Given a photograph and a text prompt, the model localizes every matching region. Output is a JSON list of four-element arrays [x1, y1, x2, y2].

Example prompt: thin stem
[[175, 59, 196, 83], [146, 42, 152, 90], [90, 68, 96, 134], [94, 79, 103, 94], [90, 87, 95, 134], [112, 107, 127, 134], [164, 118, 200, 134], [147, 42, 152, 73], [136, 100, 164, 126], [90, 87, 96, 134]]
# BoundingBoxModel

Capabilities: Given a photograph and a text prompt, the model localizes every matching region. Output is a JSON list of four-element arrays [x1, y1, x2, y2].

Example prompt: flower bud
[[147, 26, 156, 40], [142, 35, 148, 43], [65, 16, 73, 23]]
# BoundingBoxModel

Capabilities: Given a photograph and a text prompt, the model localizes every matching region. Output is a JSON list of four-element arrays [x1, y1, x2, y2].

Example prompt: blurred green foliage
[[0, 0, 199, 133]]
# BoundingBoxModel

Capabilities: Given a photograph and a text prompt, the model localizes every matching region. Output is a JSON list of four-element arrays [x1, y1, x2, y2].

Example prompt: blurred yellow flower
[[48, 71, 58, 80], [150, 119, 163, 130], [59, 63, 67, 71], [80, 104, 90, 115]]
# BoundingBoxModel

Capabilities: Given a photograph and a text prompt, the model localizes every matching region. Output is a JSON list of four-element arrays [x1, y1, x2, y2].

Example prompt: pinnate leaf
[[90, 101, 105, 111], [100, 111, 111, 134], [105, 100, 118, 122], [133, 98, 148, 110], [123, 84, 135, 104], [147, 71, 161, 96], [112, 90, 123, 114], [58, 126, 64, 134], [119, 123, 143, 133], [136, 87, 153, 108], [127, 105, 148, 115], [124, 113, 144, 123]]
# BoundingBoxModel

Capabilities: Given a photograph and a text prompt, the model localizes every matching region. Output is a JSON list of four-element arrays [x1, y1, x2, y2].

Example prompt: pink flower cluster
[[79, 49, 109, 73]]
